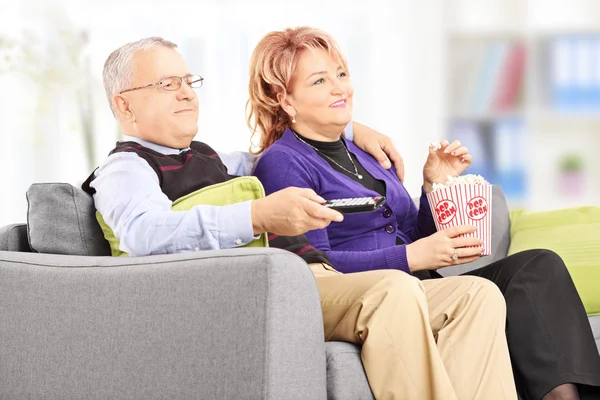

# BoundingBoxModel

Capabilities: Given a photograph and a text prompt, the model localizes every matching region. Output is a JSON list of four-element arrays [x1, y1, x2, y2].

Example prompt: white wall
[[0, 0, 446, 225]]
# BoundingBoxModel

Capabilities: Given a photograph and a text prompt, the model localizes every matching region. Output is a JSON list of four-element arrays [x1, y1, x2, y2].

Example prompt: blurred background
[[1, 0, 599, 226]]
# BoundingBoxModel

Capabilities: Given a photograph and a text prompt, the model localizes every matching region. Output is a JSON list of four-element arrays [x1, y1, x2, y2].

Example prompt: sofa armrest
[[0, 248, 326, 400], [0, 223, 32, 252]]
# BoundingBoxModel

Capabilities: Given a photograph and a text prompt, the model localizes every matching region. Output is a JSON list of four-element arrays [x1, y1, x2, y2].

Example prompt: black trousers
[[462, 249, 600, 400]]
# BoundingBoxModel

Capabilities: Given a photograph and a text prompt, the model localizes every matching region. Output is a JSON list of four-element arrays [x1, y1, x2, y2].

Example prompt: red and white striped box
[[426, 184, 493, 256]]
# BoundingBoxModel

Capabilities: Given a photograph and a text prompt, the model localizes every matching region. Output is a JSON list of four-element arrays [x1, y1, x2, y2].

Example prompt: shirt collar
[[121, 135, 190, 155]]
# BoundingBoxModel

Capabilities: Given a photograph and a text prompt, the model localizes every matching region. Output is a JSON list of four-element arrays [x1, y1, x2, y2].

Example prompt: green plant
[[559, 153, 584, 172]]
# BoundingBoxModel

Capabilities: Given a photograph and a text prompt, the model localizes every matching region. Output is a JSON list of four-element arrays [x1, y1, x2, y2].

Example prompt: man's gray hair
[[103, 36, 178, 116]]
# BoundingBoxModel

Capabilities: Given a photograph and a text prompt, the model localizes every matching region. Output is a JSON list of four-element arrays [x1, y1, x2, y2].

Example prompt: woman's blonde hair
[[246, 26, 348, 154]]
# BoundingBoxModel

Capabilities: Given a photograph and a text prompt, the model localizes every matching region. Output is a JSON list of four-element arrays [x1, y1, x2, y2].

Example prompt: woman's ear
[[277, 92, 296, 120]]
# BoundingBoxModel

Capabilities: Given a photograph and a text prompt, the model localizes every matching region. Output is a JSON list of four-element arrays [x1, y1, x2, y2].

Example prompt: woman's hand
[[423, 140, 472, 192], [406, 225, 483, 272]]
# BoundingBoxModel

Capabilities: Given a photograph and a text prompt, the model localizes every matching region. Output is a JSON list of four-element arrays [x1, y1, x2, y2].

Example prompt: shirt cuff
[[344, 121, 354, 141], [217, 200, 255, 248], [383, 244, 411, 274]]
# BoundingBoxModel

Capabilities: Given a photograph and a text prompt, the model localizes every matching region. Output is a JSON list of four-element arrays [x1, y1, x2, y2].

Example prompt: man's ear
[[277, 92, 296, 120], [113, 95, 135, 122]]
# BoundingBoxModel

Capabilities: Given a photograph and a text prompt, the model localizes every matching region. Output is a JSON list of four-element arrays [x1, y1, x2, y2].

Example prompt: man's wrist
[[251, 200, 266, 235]]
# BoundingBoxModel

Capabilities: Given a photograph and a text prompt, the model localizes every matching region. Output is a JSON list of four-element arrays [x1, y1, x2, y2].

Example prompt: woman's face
[[285, 48, 353, 139]]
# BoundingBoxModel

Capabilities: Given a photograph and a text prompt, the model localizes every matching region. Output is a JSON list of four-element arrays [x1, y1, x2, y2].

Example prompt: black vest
[[83, 140, 331, 265]]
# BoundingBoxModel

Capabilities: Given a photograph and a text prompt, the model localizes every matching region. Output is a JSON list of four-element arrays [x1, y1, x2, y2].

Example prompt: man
[[83, 36, 405, 257]]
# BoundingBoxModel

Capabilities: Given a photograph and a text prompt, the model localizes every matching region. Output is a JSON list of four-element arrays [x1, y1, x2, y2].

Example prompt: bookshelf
[[443, 0, 600, 211]]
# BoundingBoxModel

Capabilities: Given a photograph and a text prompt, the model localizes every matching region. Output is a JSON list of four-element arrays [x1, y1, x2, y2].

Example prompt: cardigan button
[[385, 224, 395, 234], [383, 208, 393, 218]]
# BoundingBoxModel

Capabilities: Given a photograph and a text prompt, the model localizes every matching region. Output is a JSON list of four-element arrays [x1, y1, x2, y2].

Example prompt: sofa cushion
[[26, 183, 110, 256], [508, 206, 600, 316], [438, 185, 511, 277], [325, 342, 373, 400], [97, 176, 268, 257]]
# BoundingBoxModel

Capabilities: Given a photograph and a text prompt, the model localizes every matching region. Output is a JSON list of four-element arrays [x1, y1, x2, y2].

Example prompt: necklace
[[293, 132, 363, 180]]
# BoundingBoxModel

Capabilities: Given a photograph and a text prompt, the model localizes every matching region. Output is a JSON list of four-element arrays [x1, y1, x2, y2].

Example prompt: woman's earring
[[291, 116, 296, 124]]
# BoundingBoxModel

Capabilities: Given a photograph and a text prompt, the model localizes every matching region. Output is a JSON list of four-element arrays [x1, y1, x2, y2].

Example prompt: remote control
[[323, 196, 386, 214]]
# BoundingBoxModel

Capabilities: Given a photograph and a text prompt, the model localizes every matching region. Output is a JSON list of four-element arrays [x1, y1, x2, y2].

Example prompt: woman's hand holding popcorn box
[[426, 174, 493, 256], [424, 141, 492, 256]]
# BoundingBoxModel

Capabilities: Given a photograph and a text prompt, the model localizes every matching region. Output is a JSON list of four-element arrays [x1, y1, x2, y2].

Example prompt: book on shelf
[[451, 39, 527, 116], [492, 118, 526, 199], [448, 118, 526, 201], [491, 43, 527, 112], [449, 120, 493, 181], [550, 34, 600, 111], [471, 41, 510, 114]]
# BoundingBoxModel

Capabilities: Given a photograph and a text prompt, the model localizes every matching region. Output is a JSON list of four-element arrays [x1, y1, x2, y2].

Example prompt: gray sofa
[[0, 184, 598, 400]]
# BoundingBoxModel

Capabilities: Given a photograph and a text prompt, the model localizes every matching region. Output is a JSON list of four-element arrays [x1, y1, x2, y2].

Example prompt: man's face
[[120, 46, 199, 148]]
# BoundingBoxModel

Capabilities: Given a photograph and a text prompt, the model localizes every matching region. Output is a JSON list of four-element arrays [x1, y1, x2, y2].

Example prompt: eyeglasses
[[119, 74, 204, 94]]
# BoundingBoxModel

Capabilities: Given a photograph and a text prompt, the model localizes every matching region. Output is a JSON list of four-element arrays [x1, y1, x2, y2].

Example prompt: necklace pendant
[[357, 174, 363, 179]]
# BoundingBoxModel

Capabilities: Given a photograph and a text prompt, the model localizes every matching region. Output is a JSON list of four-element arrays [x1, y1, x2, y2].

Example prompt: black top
[[293, 131, 386, 197]]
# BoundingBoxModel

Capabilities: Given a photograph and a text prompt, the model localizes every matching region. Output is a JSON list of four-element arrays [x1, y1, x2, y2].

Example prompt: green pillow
[[97, 176, 268, 257], [508, 206, 600, 316]]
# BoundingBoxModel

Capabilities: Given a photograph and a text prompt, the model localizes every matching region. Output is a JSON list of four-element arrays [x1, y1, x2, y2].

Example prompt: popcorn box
[[426, 183, 493, 256]]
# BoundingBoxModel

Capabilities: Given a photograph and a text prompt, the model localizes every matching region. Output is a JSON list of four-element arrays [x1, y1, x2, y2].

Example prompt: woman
[[247, 27, 518, 400], [248, 26, 600, 400]]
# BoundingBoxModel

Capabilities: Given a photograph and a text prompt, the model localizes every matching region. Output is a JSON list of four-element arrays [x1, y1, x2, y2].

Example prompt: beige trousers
[[309, 263, 517, 400]]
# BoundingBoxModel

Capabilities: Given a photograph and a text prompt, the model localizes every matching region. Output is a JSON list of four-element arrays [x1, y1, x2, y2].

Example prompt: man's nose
[[176, 82, 196, 101]]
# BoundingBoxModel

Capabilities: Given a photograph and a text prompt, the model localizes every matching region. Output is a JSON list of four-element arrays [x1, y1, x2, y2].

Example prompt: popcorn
[[431, 174, 489, 192], [426, 174, 492, 256], [429, 142, 442, 151]]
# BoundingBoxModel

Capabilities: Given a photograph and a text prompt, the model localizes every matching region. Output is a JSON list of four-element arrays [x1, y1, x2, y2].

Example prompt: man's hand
[[251, 187, 344, 236], [406, 225, 483, 271], [351, 121, 405, 182]]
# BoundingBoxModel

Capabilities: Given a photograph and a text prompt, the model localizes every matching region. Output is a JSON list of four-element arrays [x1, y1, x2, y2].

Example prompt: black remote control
[[323, 196, 386, 214]]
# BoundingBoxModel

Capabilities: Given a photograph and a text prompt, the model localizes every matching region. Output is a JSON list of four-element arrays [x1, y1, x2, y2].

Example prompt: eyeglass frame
[[119, 74, 204, 94]]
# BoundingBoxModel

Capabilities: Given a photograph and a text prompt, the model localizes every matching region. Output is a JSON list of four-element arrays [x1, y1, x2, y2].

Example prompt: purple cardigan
[[252, 128, 437, 274]]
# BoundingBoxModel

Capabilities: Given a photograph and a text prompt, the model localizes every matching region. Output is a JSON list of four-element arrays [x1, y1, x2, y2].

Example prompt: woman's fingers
[[451, 236, 483, 248], [460, 154, 473, 164], [443, 140, 462, 154], [444, 225, 477, 238], [457, 255, 480, 265], [441, 251, 481, 266], [450, 146, 469, 156], [455, 246, 484, 258]]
